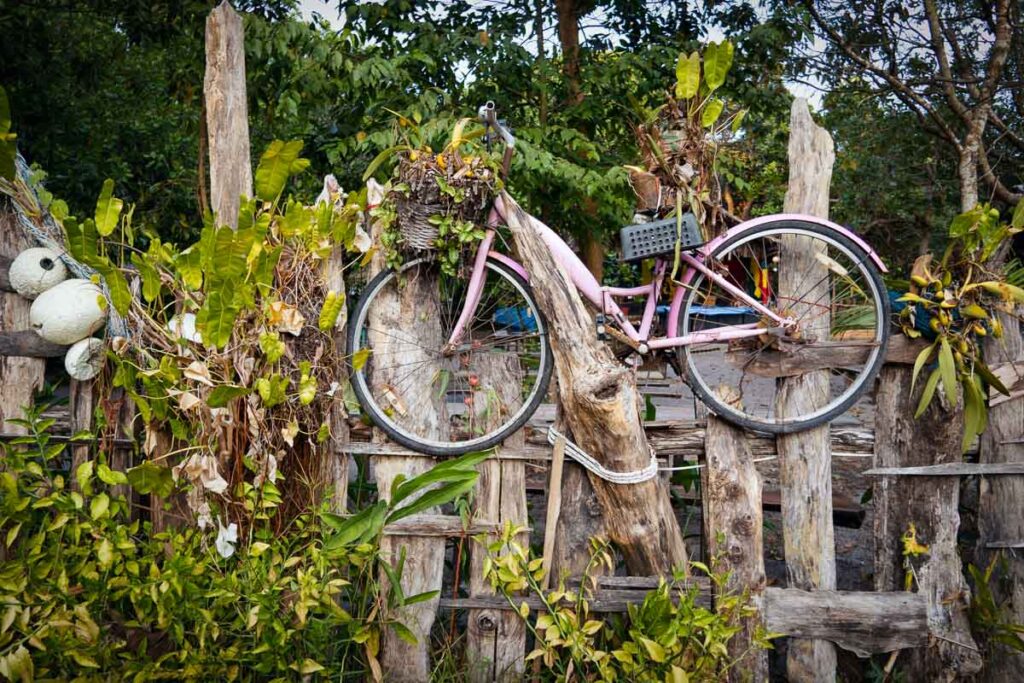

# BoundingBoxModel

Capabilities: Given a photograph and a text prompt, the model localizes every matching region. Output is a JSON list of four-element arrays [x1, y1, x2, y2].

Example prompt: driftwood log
[[874, 367, 982, 678], [501, 192, 687, 575], [775, 97, 838, 681], [204, 1, 252, 229], [701, 389, 768, 681], [978, 310, 1024, 681], [323, 242, 348, 512]]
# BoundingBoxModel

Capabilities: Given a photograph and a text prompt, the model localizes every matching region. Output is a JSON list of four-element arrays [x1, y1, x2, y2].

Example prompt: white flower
[[215, 519, 239, 559]]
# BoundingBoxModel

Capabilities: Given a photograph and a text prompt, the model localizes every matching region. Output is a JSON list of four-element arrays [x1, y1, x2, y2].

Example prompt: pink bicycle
[[349, 103, 891, 456]]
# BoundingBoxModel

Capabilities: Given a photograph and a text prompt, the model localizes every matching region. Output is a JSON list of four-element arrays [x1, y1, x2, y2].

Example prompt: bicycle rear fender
[[700, 214, 888, 273]]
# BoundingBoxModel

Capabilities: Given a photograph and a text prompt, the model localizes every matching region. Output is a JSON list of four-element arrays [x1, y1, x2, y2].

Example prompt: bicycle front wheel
[[680, 221, 890, 434], [348, 258, 553, 456]]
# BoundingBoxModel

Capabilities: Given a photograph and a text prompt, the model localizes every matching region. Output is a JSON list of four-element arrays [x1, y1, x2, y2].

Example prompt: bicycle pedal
[[595, 314, 608, 341]]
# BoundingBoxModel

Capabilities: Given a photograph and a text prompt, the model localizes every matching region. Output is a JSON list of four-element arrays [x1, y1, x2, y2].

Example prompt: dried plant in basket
[[629, 41, 746, 241], [364, 115, 502, 276]]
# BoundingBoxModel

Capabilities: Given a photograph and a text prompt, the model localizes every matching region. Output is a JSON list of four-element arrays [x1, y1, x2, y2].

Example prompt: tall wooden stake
[[204, 1, 252, 229], [978, 309, 1024, 681], [702, 388, 769, 682], [776, 98, 837, 681]]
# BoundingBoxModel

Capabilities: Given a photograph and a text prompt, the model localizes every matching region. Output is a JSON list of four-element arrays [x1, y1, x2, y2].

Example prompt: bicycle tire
[[680, 220, 890, 434], [348, 258, 554, 456]]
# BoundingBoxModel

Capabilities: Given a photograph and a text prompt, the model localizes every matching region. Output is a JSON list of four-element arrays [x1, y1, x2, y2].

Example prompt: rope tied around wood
[[546, 425, 659, 484]]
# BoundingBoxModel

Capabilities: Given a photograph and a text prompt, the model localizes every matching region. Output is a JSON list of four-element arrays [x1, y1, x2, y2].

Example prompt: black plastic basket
[[619, 213, 702, 263]]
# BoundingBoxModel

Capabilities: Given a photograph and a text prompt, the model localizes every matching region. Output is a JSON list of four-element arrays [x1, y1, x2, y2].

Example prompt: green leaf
[[196, 288, 244, 349], [1012, 200, 1024, 230], [387, 477, 478, 524], [675, 51, 700, 100], [126, 461, 174, 497], [938, 337, 957, 405], [90, 492, 110, 519], [98, 263, 132, 316], [208, 385, 249, 408], [976, 361, 1010, 396], [323, 501, 387, 550], [76, 460, 94, 493], [64, 217, 103, 269], [290, 659, 325, 674], [352, 348, 371, 371], [255, 140, 308, 202], [911, 341, 936, 393], [0, 85, 15, 181], [703, 40, 734, 91], [915, 368, 941, 418], [97, 463, 128, 486], [255, 374, 289, 408], [96, 537, 113, 568], [392, 622, 419, 645], [390, 450, 490, 507], [259, 332, 286, 363], [731, 109, 747, 133], [319, 291, 345, 332], [362, 145, 410, 182], [639, 636, 667, 663], [962, 376, 985, 453], [94, 178, 123, 236], [403, 590, 440, 606], [701, 98, 725, 128]]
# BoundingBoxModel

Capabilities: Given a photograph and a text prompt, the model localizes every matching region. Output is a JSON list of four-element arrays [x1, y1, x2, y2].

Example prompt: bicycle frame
[[446, 196, 888, 353]]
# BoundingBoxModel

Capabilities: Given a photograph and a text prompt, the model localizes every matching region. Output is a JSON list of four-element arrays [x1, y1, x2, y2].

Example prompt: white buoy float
[[30, 278, 107, 344], [64, 337, 106, 380], [9, 247, 68, 299]]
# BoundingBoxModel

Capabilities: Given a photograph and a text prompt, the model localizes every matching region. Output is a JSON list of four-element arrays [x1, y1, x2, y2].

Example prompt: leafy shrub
[[0, 402, 484, 681], [481, 524, 776, 681]]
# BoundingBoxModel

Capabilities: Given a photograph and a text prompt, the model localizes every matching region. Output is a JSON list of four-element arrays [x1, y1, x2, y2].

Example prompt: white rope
[[547, 426, 659, 485]]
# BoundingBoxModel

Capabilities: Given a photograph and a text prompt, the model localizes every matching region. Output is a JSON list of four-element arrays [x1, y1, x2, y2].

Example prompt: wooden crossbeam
[[865, 462, 1024, 476]]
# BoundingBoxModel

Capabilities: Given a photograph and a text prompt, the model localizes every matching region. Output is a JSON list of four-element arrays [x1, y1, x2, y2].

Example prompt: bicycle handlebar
[[479, 101, 515, 148]]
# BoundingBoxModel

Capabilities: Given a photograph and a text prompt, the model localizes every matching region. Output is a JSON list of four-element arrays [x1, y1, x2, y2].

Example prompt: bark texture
[[874, 366, 982, 680], [204, 1, 252, 229], [0, 209, 45, 433], [776, 97, 837, 682], [978, 310, 1024, 681], [702, 392, 768, 682], [502, 192, 687, 575]]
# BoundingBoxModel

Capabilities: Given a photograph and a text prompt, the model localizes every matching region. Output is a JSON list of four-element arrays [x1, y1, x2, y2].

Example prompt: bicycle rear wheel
[[348, 258, 553, 456], [680, 221, 889, 433]]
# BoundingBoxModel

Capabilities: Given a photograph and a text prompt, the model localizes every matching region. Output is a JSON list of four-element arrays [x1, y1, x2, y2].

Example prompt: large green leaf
[[674, 51, 700, 100], [915, 368, 941, 418], [386, 477, 479, 524], [207, 385, 249, 408], [0, 85, 15, 181], [938, 337, 957, 406], [701, 98, 725, 128], [94, 178, 123, 236], [64, 217, 103, 269], [323, 501, 387, 551], [196, 288, 244, 348], [361, 145, 410, 182], [255, 140, 309, 202], [390, 450, 490, 507], [99, 263, 132, 316], [126, 461, 174, 497], [911, 341, 936, 392], [703, 41, 734, 92]]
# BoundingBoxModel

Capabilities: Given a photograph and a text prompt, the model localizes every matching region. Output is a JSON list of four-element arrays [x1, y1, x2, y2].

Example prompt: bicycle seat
[[619, 213, 702, 263]]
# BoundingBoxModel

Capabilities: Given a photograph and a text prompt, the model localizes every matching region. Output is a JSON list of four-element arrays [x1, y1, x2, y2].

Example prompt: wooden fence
[[1, 3, 1022, 681]]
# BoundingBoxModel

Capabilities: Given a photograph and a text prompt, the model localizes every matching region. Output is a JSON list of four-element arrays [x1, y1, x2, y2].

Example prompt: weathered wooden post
[[977, 310, 1024, 680], [702, 388, 769, 681], [873, 368, 982, 677], [775, 98, 838, 681], [466, 354, 528, 682], [204, 1, 252, 229], [502, 193, 688, 575], [0, 208, 45, 433]]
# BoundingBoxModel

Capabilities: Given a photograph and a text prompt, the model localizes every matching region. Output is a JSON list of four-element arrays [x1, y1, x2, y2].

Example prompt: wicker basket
[[395, 197, 444, 250]]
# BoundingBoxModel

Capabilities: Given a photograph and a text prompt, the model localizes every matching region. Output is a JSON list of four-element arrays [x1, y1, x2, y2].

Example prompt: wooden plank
[[763, 589, 929, 657], [673, 487, 865, 528], [540, 434, 565, 589], [726, 335, 923, 378], [776, 97, 838, 681], [873, 365, 981, 678], [323, 220, 348, 513], [442, 586, 930, 656], [382, 514, 509, 537], [0, 210, 46, 433], [68, 380, 95, 486], [0, 330, 67, 357], [504, 194, 687, 575], [865, 462, 1024, 476], [702, 391, 768, 681], [204, 1, 252, 230]]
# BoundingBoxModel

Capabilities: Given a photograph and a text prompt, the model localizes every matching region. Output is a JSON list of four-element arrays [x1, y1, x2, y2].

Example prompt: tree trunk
[[323, 242, 348, 512], [977, 310, 1024, 681], [581, 232, 604, 283], [501, 192, 687, 575], [204, 1, 252, 230], [702, 389, 769, 682], [554, 0, 584, 105], [776, 98, 837, 682], [874, 367, 982, 680]]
